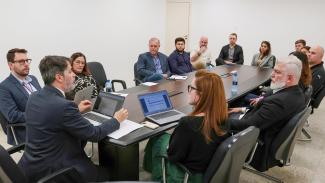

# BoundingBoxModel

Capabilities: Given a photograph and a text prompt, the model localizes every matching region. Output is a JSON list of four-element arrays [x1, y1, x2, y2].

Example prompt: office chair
[[244, 107, 311, 183], [0, 112, 24, 145], [0, 144, 79, 183], [88, 62, 127, 92], [161, 126, 260, 183], [298, 85, 313, 141], [133, 62, 142, 86]]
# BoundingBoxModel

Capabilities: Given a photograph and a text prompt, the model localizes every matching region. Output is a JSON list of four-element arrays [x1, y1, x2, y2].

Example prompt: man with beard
[[18, 56, 128, 182], [168, 37, 193, 75], [190, 36, 212, 69], [215, 33, 244, 65], [0, 48, 41, 145], [228, 55, 305, 171]]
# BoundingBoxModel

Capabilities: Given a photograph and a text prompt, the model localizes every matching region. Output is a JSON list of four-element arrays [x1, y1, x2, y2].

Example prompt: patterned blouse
[[66, 74, 98, 100]]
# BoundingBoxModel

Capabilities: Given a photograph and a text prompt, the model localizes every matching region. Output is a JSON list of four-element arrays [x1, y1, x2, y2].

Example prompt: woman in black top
[[66, 52, 98, 100], [143, 70, 229, 183]]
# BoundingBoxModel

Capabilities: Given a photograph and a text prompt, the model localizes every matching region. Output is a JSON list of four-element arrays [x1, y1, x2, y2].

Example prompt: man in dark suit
[[228, 55, 305, 171], [18, 56, 128, 182], [136, 37, 170, 82], [308, 45, 325, 100], [0, 48, 41, 145], [168, 37, 193, 75], [215, 33, 244, 65]]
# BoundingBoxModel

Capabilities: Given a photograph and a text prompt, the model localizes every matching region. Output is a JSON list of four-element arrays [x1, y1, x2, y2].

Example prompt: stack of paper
[[107, 119, 143, 139], [169, 75, 188, 80], [141, 82, 158, 86]]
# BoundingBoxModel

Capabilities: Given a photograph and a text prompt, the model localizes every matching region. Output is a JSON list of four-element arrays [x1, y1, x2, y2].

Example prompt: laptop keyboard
[[84, 113, 108, 123], [150, 110, 180, 120]]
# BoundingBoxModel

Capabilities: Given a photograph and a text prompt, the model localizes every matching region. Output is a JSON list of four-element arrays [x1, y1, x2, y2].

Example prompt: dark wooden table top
[[105, 65, 272, 146]]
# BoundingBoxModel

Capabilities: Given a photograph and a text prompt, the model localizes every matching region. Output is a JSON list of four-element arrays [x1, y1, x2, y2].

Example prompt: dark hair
[[230, 33, 237, 38], [7, 48, 28, 63], [302, 46, 311, 51], [295, 39, 306, 46], [290, 51, 312, 87], [174, 37, 185, 45], [70, 52, 91, 76], [259, 41, 271, 59], [39, 56, 70, 85]]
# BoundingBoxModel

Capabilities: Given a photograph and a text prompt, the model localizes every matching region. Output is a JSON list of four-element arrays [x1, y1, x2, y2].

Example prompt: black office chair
[[244, 107, 311, 183], [161, 126, 260, 183], [87, 62, 127, 92], [298, 85, 313, 141], [133, 62, 142, 86], [0, 112, 24, 145], [0, 144, 79, 183]]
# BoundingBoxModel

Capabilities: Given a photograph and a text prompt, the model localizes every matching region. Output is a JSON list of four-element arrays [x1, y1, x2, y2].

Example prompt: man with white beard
[[228, 55, 305, 172]]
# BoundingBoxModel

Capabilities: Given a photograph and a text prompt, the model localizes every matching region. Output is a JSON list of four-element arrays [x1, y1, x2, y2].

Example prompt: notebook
[[138, 90, 185, 125]]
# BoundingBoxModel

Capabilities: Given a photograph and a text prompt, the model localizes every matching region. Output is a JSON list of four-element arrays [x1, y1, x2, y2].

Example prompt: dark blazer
[[215, 44, 244, 65], [229, 85, 305, 171], [167, 50, 193, 75], [0, 74, 41, 145], [136, 52, 170, 81], [311, 62, 325, 99], [18, 85, 120, 182]]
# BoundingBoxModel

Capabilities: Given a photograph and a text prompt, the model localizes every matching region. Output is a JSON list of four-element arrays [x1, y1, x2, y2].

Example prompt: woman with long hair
[[143, 70, 229, 183], [251, 41, 276, 68]]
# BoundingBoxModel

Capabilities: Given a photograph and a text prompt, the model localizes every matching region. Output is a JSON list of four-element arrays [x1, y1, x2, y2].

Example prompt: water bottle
[[104, 80, 112, 92], [231, 70, 238, 94]]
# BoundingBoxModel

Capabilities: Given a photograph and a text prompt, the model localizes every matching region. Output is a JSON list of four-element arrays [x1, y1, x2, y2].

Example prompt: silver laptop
[[83, 92, 125, 126], [138, 90, 185, 125]]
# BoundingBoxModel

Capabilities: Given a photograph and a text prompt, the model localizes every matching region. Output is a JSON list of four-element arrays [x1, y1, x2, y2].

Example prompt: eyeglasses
[[74, 60, 85, 65], [12, 59, 32, 65], [188, 85, 199, 93]]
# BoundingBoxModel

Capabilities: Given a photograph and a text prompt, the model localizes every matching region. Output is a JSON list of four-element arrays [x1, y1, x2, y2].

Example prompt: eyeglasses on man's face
[[12, 59, 32, 65], [188, 85, 198, 93]]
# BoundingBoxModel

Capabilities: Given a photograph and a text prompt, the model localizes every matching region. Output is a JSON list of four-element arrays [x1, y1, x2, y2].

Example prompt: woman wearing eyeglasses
[[143, 70, 229, 183], [66, 52, 98, 100]]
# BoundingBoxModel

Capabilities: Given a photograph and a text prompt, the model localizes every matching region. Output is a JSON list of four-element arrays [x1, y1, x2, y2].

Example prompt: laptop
[[83, 92, 125, 126], [138, 90, 185, 125]]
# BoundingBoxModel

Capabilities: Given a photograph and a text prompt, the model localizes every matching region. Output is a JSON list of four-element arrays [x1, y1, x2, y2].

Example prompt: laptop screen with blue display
[[138, 90, 173, 116]]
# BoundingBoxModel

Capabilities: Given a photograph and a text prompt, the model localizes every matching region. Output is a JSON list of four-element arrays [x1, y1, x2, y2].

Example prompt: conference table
[[98, 65, 273, 181]]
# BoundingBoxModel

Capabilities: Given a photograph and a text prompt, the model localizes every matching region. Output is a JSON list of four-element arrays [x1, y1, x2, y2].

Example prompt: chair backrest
[[0, 145, 27, 183], [37, 167, 84, 183], [204, 126, 260, 183], [304, 85, 313, 106], [87, 61, 108, 90], [133, 62, 142, 86], [271, 107, 310, 163], [311, 85, 325, 109], [0, 112, 8, 135]]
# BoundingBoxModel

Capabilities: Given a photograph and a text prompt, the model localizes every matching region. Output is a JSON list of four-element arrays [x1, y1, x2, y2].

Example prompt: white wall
[[190, 0, 325, 65], [0, 0, 166, 88]]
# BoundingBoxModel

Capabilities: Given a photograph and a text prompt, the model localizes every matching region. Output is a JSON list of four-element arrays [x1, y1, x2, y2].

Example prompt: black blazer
[[215, 44, 244, 65], [229, 85, 305, 171], [18, 86, 120, 182]]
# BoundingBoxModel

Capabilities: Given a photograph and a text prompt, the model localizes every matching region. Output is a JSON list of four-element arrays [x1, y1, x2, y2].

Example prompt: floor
[[1, 102, 325, 183]]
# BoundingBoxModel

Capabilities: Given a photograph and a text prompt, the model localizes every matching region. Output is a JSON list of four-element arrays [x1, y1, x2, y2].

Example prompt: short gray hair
[[148, 37, 160, 45], [276, 55, 302, 82]]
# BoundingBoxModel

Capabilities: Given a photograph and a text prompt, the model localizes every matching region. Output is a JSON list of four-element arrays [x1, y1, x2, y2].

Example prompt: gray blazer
[[136, 52, 170, 81], [0, 74, 41, 144], [251, 53, 276, 68]]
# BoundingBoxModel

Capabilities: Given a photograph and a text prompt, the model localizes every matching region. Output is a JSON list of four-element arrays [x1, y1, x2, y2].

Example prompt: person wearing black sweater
[[143, 70, 229, 183]]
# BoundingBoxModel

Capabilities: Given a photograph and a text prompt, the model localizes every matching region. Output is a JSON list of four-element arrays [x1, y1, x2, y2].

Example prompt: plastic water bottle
[[104, 80, 112, 92], [231, 70, 238, 94]]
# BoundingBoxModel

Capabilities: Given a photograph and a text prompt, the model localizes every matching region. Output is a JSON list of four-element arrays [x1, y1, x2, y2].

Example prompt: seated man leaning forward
[[18, 56, 128, 183], [136, 37, 170, 82], [228, 55, 305, 172]]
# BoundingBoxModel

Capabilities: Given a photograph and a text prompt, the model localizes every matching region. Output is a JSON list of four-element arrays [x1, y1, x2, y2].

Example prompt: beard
[[270, 80, 286, 90]]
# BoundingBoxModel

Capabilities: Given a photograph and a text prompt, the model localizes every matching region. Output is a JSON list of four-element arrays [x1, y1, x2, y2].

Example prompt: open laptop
[[138, 90, 185, 125], [83, 92, 125, 126]]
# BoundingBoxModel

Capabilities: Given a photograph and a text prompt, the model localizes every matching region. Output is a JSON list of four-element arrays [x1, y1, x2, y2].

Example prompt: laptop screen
[[95, 92, 125, 116], [138, 90, 173, 116]]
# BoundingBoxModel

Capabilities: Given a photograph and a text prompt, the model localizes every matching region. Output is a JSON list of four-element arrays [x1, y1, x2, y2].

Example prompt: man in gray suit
[[0, 48, 41, 145], [136, 37, 170, 82], [18, 56, 128, 182]]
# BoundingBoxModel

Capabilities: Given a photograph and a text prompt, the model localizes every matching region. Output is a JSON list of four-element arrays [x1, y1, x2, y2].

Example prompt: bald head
[[199, 36, 208, 48], [308, 45, 324, 66]]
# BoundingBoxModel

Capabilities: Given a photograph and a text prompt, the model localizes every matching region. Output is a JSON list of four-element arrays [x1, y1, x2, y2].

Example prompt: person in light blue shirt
[[136, 37, 170, 82]]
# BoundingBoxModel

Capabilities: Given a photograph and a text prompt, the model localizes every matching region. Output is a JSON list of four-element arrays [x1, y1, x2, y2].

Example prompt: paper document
[[141, 82, 158, 86], [169, 75, 188, 80], [110, 92, 128, 97], [107, 120, 143, 139]]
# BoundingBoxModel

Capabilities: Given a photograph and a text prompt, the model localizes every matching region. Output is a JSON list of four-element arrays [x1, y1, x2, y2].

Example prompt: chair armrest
[[37, 167, 81, 183], [134, 78, 143, 86], [111, 79, 127, 91], [7, 143, 25, 154], [159, 154, 193, 176]]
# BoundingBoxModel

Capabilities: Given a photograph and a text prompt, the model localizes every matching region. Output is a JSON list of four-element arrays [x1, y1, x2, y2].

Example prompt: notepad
[[107, 119, 143, 139]]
